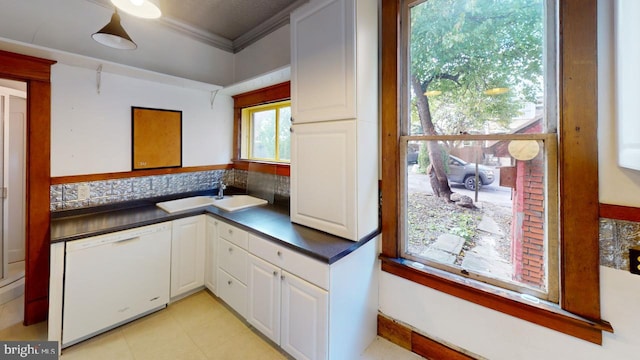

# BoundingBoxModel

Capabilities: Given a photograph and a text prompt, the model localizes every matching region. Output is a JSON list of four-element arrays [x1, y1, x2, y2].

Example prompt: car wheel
[[464, 175, 481, 191]]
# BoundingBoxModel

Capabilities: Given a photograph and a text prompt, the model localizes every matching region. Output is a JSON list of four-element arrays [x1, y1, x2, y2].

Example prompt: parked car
[[447, 155, 495, 191], [407, 147, 419, 164]]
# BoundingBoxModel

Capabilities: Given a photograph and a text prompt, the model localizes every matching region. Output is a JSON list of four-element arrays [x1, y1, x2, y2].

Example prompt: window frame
[[380, 0, 612, 344], [241, 100, 291, 162], [232, 82, 291, 175]]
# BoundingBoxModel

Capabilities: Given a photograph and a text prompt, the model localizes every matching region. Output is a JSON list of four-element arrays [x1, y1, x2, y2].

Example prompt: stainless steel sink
[[156, 195, 267, 213]]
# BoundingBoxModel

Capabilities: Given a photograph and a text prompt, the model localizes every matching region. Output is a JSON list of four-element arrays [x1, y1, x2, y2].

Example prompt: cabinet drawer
[[218, 222, 248, 249], [248, 234, 329, 290], [218, 238, 248, 283], [217, 269, 247, 319]]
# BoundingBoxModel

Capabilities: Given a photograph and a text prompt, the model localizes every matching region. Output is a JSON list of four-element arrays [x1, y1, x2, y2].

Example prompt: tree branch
[[423, 73, 461, 92]]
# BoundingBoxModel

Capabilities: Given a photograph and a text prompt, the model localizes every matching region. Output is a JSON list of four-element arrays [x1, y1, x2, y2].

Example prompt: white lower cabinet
[[247, 229, 331, 357], [248, 253, 328, 360], [247, 254, 281, 343], [247, 233, 379, 360], [280, 270, 328, 360], [216, 222, 249, 318], [204, 217, 218, 294], [171, 215, 206, 298]]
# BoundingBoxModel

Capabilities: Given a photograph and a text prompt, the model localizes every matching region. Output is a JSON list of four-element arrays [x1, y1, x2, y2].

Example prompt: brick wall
[[511, 153, 546, 289]]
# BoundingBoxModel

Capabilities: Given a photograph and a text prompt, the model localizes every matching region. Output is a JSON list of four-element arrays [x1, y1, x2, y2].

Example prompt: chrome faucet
[[216, 182, 226, 200]]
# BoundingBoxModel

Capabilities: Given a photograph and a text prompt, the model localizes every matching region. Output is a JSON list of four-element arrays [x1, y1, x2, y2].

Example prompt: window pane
[[408, 0, 545, 136], [278, 107, 291, 161], [404, 0, 551, 299], [404, 139, 550, 295], [251, 109, 276, 159]]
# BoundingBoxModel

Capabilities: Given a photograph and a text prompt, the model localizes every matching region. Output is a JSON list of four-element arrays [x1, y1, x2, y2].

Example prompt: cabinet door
[[247, 254, 281, 344], [204, 217, 218, 294], [291, 0, 355, 123], [170, 216, 206, 298], [290, 120, 356, 240], [281, 271, 328, 360]]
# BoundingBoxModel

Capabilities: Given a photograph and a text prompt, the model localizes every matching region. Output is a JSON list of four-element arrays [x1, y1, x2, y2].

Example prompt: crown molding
[[86, 0, 308, 53], [232, 0, 308, 53]]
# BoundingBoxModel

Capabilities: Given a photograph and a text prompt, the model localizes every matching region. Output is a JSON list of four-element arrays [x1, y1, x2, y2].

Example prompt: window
[[381, 0, 611, 344], [401, 0, 557, 301], [241, 100, 291, 162], [232, 82, 291, 174]]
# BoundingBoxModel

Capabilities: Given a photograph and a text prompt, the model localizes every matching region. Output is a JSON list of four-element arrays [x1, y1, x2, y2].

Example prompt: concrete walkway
[[462, 215, 513, 281], [418, 213, 514, 283]]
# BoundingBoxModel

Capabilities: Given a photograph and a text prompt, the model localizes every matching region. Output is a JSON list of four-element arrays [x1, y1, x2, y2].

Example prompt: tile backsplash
[[51, 171, 637, 272], [50, 169, 290, 211], [599, 218, 640, 271]]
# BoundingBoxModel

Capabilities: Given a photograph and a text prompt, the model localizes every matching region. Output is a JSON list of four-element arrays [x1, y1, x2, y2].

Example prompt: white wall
[[0, 0, 235, 86], [233, 24, 291, 83], [380, 268, 640, 360], [51, 63, 233, 177], [378, 1, 640, 358], [599, 0, 640, 205]]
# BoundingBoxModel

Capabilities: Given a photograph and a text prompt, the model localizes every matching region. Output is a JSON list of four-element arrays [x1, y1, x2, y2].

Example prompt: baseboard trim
[[378, 314, 478, 360]]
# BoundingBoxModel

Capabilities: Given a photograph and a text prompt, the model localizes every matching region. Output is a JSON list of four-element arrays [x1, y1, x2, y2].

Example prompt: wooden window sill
[[380, 256, 613, 345]]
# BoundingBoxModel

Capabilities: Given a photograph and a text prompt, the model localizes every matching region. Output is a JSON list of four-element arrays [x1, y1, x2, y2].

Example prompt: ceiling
[[89, 0, 308, 53]]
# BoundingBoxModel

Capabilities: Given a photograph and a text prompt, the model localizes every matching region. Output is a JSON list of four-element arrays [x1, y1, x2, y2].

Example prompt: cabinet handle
[[281, 275, 285, 280], [277, 251, 282, 257], [228, 280, 232, 285], [228, 247, 233, 253], [273, 271, 278, 276], [228, 229, 233, 235]]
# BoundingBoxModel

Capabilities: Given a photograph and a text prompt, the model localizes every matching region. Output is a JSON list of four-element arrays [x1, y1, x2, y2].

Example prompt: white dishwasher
[[62, 222, 172, 347]]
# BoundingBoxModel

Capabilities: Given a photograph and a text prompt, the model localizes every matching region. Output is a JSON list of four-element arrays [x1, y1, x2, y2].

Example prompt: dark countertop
[[50, 194, 378, 264]]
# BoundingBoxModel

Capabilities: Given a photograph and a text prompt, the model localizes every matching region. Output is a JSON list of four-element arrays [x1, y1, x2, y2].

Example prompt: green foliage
[[417, 144, 430, 174], [450, 213, 477, 240], [410, 0, 544, 134], [417, 143, 450, 175]]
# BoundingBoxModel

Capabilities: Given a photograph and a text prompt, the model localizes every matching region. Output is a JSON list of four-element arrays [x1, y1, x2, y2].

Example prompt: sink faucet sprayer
[[216, 182, 226, 199]]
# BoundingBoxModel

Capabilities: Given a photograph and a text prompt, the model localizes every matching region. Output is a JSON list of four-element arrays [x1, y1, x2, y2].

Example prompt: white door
[[6, 95, 25, 264], [0, 86, 26, 281], [247, 254, 281, 344], [170, 216, 205, 298], [281, 271, 328, 360]]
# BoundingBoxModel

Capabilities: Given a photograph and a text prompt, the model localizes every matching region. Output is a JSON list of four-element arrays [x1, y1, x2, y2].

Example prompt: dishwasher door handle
[[112, 236, 140, 245]]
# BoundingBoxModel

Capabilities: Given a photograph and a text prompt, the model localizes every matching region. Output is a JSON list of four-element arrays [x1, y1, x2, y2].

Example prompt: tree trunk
[[411, 75, 453, 200]]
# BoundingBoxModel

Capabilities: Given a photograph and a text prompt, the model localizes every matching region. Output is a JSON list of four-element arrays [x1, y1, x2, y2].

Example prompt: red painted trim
[[599, 203, 640, 222]]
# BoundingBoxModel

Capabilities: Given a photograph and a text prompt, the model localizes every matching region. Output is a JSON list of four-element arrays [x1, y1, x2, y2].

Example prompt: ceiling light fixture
[[92, 10, 137, 50], [110, 0, 162, 19]]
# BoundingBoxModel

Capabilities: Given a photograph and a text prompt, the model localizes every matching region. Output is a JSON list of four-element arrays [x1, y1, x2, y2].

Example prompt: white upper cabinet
[[290, 0, 379, 241], [291, 0, 356, 123], [290, 120, 357, 239]]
